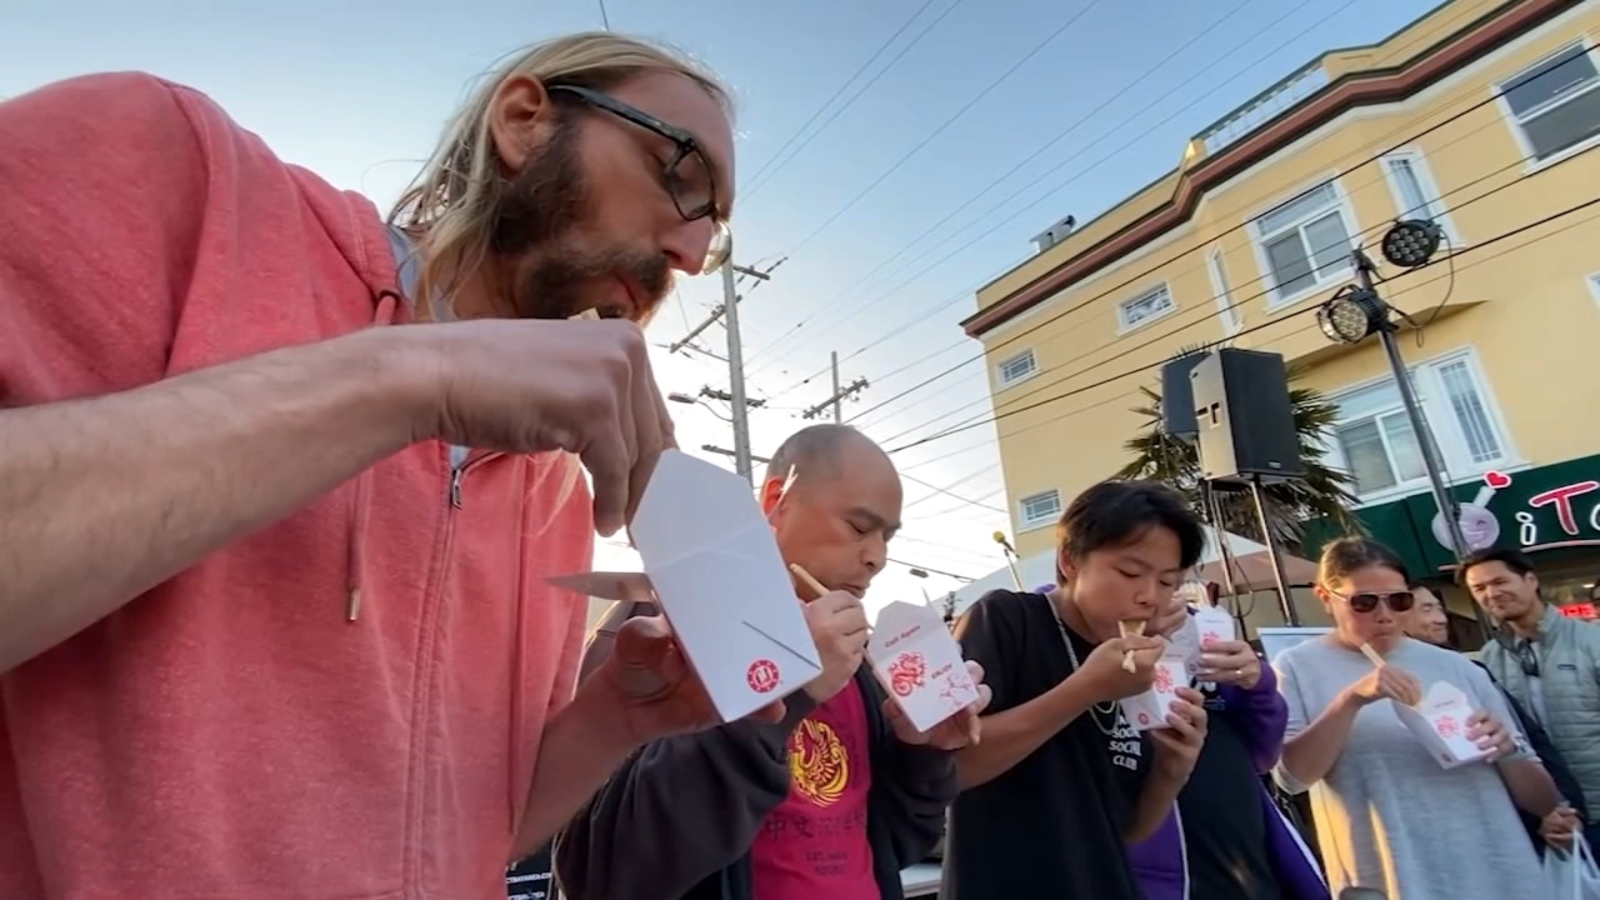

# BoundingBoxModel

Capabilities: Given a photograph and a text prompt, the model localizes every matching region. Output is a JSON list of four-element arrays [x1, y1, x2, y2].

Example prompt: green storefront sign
[[1303, 454, 1600, 580]]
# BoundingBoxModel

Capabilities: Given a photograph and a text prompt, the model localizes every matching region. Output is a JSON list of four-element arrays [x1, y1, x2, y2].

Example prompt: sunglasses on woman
[[1333, 589, 1416, 614]]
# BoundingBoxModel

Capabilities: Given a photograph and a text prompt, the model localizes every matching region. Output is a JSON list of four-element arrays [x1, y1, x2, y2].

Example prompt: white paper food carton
[[1392, 681, 1491, 769], [1193, 605, 1236, 649], [551, 450, 823, 723], [1120, 658, 1189, 732], [868, 601, 980, 733], [1167, 614, 1203, 667]]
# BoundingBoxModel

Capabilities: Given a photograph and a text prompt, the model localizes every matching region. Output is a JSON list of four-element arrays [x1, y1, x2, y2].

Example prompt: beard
[[488, 115, 670, 321]]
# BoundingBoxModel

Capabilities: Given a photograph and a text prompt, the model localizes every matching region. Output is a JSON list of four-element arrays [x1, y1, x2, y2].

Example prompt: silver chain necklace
[[1048, 595, 1125, 737]]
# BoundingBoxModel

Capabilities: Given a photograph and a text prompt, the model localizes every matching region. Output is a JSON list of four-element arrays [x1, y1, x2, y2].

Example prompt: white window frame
[[1248, 177, 1361, 311], [995, 348, 1039, 389], [1206, 248, 1243, 336], [1496, 38, 1600, 173], [1326, 347, 1518, 506], [1017, 489, 1063, 532], [1379, 147, 1465, 246], [1116, 283, 1177, 334]]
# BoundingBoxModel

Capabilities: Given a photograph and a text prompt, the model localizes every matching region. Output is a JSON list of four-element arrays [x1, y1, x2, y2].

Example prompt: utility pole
[[669, 253, 777, 485], [722, 254, 768, 484], [1353, 249, 1471, 562], [667, 263, 775, 356], [802, 351, 869, 421]]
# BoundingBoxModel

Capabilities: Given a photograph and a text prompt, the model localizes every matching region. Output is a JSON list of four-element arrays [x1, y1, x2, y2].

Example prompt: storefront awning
[[1301, 453, 1600, 582]]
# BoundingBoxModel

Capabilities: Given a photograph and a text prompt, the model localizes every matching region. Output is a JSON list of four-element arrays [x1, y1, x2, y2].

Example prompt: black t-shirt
[[1180, 686, 1283, 900], [942, 590, 1151, 900]]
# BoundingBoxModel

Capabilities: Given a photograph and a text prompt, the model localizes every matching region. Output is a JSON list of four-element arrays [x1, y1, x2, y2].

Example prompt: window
[[1206, 249, 1242, 335], [1501, 42, 1600, 163], [1589, 273, 1600, 309], [1330, 352, 1509, 498], [1333, 381, 1428, 494], [1018, 489, 1062, 530], [1252, 181, 1355, 304], [1118, 285, 1175, 331], [1381, 149, 1461, 243], [996, 349, 1038, 387]]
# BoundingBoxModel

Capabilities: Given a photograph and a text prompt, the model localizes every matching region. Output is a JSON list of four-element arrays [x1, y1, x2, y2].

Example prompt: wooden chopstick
[[789, 563, 828, 599], [1359, 642, 1386, 667], [1119, 619, 1147, 672]]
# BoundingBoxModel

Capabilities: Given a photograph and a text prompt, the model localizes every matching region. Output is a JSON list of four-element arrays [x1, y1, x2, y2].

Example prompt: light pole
[[1315, 221, 1495, 636]]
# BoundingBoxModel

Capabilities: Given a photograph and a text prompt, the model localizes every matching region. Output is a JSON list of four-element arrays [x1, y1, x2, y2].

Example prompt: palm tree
[[1112, 352, 1362, 548]]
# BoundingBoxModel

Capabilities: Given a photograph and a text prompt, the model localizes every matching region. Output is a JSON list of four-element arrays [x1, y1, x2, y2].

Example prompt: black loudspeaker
[[1190, 348, 1306, 485], [1159, 353, 1210, 442]]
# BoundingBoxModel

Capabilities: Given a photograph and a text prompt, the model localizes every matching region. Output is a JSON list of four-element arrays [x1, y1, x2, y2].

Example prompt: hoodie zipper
[[450, 451, 500, 509], [404, 447, 502, 891]]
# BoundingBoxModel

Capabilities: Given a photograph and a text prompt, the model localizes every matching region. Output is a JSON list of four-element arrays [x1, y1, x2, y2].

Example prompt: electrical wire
[[739, 0, 947, 195], [864, 137, 1544, 444], [887, 558, 980, 582], [755, 15, 1580, 389], [885, 192, 1600, 455], [743, 0, 1476, 372], [779, 0, 1110, 259], [1418, 232, 1458, 343], [832, 45, 1600, 433], [895, 197, 1600, 455], [746, 0, 1319, 365], [741, 0, 970, 200]]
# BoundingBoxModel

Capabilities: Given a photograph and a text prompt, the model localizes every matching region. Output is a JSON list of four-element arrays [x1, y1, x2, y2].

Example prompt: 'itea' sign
[[1431, 469, 1600, 554]]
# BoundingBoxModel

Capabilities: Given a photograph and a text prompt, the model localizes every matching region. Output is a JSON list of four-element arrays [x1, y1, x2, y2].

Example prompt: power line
[[887, 558, 981, 582], [751, 1, 1521, 390], [886, 192, 1600, 455], [743, 0, 1366, 372], [877, 156, 1576, 449], [833, 45, 1600, 430], [738, 0, 947, 195], [899, 470, 1006, 514], [596, 0, 610, 30], [868, 133, 1546, 443], [777, 0, 1108, 258], [749, 0, 1291, 364]]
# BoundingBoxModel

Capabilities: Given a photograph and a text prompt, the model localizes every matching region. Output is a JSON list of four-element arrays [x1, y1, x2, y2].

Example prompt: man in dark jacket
[[556, 424, 989, 900]]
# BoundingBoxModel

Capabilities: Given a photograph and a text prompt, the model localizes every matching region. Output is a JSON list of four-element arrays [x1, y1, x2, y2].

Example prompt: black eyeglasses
[[548, 84, 731, 271], [1334, 590, 1416, 614]]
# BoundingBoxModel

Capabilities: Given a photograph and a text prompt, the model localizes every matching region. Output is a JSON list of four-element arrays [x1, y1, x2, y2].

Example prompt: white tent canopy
[[947, 525, 1269, 617]]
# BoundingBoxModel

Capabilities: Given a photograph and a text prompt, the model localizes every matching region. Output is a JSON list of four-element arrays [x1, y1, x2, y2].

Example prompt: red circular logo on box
[[747, 659, 781, 694]]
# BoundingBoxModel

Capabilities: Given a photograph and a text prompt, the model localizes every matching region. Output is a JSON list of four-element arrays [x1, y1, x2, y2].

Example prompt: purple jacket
[[1125, 662, 1330, 900]]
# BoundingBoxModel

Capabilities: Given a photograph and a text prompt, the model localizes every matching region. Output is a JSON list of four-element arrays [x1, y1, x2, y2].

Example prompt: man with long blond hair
[[0, 32, 751, 898]]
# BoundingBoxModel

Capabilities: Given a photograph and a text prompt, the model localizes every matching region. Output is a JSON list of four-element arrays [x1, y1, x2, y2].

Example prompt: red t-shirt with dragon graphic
[[750, 679, 877, 899]]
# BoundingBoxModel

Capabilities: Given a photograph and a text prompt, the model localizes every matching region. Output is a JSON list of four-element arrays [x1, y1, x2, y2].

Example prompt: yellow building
[[966, 0, 1600, 628]]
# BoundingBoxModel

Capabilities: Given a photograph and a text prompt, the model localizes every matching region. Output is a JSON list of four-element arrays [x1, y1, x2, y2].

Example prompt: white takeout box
[[868, 601, 979, 732], [1193, 605, 1236, 650], [547, 450, 822, 723], [1121, 658, 1189, 732], [1392, 681, 1491, 769]]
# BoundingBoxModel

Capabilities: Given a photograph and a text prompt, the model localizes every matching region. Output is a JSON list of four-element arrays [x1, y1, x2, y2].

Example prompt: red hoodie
[[0, 73, 593, 898]]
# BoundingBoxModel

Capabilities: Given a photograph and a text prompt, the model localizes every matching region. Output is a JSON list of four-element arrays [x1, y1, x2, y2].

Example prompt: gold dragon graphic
[[788, 718, 849, 807]]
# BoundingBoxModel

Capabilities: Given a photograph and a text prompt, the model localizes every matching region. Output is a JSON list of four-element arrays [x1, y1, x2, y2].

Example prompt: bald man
[[556, 425, 990, 900]]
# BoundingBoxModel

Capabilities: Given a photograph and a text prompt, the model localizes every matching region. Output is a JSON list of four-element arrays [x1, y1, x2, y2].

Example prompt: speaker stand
[[1248, 474, 1301, 626]]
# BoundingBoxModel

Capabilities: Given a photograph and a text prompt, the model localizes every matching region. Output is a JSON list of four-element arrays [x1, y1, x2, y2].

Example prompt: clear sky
[[5, 0, 1444, 614]]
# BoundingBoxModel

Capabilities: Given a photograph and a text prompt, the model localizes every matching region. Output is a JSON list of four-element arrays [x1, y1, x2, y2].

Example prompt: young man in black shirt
[[943, 481, 1208, 899]]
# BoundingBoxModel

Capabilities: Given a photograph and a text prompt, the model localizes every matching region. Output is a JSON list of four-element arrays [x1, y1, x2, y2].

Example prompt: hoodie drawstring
[[347, 289, 402, 622]]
